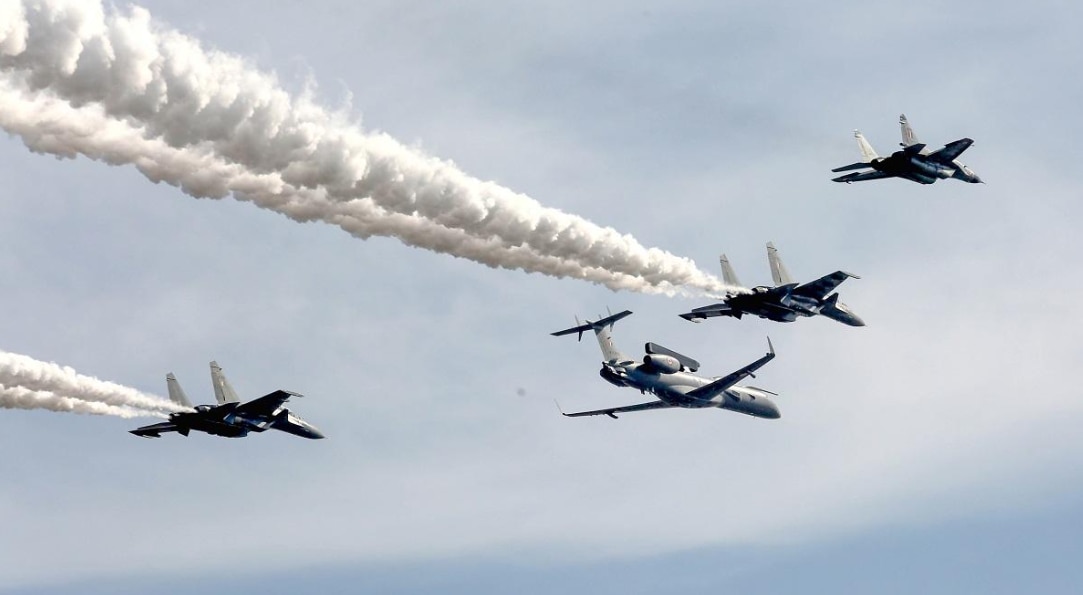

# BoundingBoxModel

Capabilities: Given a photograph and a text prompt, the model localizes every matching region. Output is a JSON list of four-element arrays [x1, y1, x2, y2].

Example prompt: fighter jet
[[552, 310, 780, 419], [678, 242, 864, 327], [831, 114, 982, 184], [130, 361, 324, 439]]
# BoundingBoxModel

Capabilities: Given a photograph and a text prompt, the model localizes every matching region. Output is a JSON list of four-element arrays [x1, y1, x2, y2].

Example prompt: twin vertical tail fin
[[210, 361, 241, 404], [899, 113, 919, 147], [766, 242, 794, 286], [166, 373, 193, 408], [551, 310, 633, 363], [719, 254, 742, 288], [855, 130, 879, 162]]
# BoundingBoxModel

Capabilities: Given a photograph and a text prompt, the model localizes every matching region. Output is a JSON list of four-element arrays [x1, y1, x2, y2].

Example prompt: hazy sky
[[1, 1, 1081, 593]]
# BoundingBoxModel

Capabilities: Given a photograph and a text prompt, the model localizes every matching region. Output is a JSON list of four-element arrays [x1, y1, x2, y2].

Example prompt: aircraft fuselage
[[603, 363, 781, 419]]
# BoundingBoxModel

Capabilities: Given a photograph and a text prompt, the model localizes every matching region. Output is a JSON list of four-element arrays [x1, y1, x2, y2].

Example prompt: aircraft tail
[[551, 310, 632, 363], [165, 373, 193, 408], [899, 113, 920, 147], [719, 254, 742, 287], [854, 130, 878, 162], [209, 361, 241, 404], [766, 242, 794, 286]]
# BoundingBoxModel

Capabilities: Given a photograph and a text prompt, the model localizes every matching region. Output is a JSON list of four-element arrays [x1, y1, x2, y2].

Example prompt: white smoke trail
[[0, 82, 679, 293], [0, 349, 183, 415], [0, 385, 158, 418], [0, 0, 735, 295]]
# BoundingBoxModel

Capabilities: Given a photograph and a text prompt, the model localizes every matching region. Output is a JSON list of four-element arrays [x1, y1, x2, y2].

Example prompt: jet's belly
[[188, 418, 248, 437], [909, 157, 953, 179]]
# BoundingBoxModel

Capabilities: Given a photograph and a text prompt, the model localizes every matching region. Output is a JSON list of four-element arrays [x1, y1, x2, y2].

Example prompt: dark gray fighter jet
[[552, 310, 780, 419], [832, 114, 982, 184], [130, 361, 323, 439], [678, 243, 864, 327]]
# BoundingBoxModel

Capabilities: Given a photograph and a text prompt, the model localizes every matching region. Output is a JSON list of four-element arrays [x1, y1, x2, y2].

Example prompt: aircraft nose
[[763, 402, 781, 419], [296, 420, 325, 439]]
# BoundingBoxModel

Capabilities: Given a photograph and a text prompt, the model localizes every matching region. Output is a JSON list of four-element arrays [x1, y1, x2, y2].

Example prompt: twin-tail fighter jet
[[678, 242, 864, 327], [831, 114, 982, 185], [551, 310, 780, 419], [130, 361, 324, 439]]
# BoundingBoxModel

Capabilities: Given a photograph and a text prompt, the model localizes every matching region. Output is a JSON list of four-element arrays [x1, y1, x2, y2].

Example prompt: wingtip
[[553, 399, 569, 417], [766, 336, 775, 355]]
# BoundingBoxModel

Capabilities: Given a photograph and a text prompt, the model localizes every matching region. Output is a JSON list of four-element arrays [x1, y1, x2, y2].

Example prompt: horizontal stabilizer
[[645, 342, 700, 372], [678, 303, 739, 322], [832, 170, 890, 183], [551, 310, 633, 341], [831, 161, 872, 173], [129, 421, 180, 438], [902, 143, 927, 154]]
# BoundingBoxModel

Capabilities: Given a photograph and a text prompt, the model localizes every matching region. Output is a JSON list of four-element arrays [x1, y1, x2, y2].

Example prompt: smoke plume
[[0, 0, 734, 296], [0, 349, 182, 418]]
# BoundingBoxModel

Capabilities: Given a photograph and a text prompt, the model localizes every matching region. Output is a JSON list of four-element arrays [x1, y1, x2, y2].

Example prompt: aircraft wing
[[832, 170, 890, 183], [233, 390, 301, 418], [686, 340, 776, 401], [928, 138, 973, 164], [792, 271, 859, 300], [129, 421, 182, 438], [559, 399, 675, 419], [678, 303, 740, 322]]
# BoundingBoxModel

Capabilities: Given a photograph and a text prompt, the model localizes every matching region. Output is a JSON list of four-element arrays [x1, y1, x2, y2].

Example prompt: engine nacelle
[[599, 366, 629, 387], [643, 354, 682, 374], [910, 158, 953, 179]]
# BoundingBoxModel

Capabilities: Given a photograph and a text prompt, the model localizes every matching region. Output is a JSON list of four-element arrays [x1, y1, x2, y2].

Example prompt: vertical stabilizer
[[766, 242, 794, 286], [899, 113, 920, 147], [166, 373, 193, 408], [209, 361, 241, 404], [854, 130, 879, 162], [719, 254, 742, 287]]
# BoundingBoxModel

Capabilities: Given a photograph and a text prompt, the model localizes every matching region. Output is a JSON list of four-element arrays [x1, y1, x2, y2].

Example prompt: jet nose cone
[[306, 426, 326, 439], [764, 404, 781, 419]]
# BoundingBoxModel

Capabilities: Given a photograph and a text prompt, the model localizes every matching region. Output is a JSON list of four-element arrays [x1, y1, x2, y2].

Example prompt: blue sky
[[1, 1, 1081, 592]]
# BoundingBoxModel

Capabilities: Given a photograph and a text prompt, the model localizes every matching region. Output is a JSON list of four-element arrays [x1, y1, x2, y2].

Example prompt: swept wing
[[928, 138, 973, 164], [559, 399, 675, 419], [792, 271, 860, 300], [233, 390, 300, 418], [686, 340, 776, 401]]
